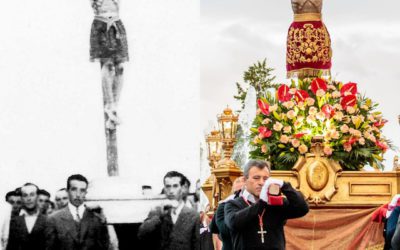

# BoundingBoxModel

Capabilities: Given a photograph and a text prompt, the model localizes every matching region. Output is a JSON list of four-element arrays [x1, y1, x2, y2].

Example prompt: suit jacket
[[45, 206, 109, 250], [138, 206, 200, 250], [7, 213, 47, 250]]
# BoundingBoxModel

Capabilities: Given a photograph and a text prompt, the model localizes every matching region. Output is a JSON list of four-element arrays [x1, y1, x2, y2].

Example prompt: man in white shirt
[[138, 171, 200, 250], [7, 183, 47, 249], [0, 202, 11, 250], [45, 174, 109, 250]]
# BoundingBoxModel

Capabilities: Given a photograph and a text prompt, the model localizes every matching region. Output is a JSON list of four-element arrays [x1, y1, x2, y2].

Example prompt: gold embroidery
[[294, 13, 321, 22], [286, 23, 332, 67]]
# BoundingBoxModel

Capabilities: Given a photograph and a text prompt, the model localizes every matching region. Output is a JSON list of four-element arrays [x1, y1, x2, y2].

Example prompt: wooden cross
[[258, 226, 267, 243]]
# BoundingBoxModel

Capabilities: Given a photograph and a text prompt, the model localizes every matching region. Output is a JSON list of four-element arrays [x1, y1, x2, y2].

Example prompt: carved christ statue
[[90, 0, 129, 130], [286, 0, 332, 79]]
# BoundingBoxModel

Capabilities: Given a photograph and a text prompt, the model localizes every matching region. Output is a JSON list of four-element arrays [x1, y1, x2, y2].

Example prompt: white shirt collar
[[171, 201, 185, 224], [19, 208, 40, 217], [68, 202, 85, 221], [19, 209, 39, 234], [242, 189, 257, 204]]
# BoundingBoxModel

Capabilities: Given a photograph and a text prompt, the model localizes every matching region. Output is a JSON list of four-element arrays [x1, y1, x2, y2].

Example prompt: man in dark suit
[[224, 160, 309, 250], [45, 174, 109, 250], [7, 183, 47, 250], [138, 171, 200, 250]]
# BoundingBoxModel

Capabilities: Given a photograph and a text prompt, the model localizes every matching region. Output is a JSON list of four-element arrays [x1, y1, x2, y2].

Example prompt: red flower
[[257, 99, 270, 116], [376, 141, 388, 152], [310, 78, 327, 95], [373, 119, 388, 128], [277, 84, 292, 102], [258, 126, 272, 139], [295, 90, 309, 102], [348, 137, 358, 145], [294, 133, 306, 139], [340, 82, 358, 96], [321, 104, 335, 119], [341, 95, 357, 110]]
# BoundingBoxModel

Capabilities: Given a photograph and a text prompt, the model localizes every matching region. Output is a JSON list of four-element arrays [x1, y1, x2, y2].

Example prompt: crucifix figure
[[90, 0, 129, 175], [258, 226, 267, 243]]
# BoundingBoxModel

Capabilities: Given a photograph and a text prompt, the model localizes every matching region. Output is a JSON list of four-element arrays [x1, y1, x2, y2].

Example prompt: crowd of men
[[0, 171, 200, 250]]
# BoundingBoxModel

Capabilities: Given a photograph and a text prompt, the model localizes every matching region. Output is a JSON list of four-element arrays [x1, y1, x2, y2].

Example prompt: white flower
[[283, 126, 292, 134], [309, 106, 318, 115], [340, 124, 349, 133], [333, 111, 344, 121], [334, 104, 343, 111], [306, 98, 315, 106], [358, 137, 365, 145], [273, 122, 283, 131], [316, 89, 326, 97], [332, 91, 341, 98], [289, 88, 297, 95], [287, 110, 296, 119], [316, 111, 326, 121], [262, 118, 271, 124], [282, 101, 295, 109], [346, 106, 356, 114], [269, 104, 278, 112]]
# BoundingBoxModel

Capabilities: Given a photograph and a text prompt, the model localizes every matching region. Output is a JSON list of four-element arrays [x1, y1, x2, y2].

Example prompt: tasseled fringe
[[287, 68, 331, 79]]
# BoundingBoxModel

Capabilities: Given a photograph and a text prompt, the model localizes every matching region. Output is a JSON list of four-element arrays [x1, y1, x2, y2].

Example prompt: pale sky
[[201, 0, 400, 170], [0, 0, 200, 198]]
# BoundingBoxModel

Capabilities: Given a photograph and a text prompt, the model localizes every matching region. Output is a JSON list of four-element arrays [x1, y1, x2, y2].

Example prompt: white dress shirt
[[242, 189, 257, 204], [1, 202, 11, 250], [171, 201, 185, 224], [19, 209, 39, 234], [68, 203, 85, 221]]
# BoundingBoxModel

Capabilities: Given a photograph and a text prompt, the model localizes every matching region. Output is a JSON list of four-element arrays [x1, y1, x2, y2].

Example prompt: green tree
[[234, 59, 279, 110]]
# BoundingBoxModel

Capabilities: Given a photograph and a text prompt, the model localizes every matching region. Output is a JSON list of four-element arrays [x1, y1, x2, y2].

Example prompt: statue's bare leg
[[101, 59, 119, 129], [113, 61, 124, 105]]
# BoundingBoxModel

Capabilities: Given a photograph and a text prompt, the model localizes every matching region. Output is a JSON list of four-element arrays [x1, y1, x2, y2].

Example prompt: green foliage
[[234, 59, 279, 110]]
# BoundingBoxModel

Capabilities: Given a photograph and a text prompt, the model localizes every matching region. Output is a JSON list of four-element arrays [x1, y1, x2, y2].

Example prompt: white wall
[[0, 0, 200, 198]]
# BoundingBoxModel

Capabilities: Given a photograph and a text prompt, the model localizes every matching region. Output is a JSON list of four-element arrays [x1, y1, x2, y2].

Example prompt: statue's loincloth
[[286, 13, 331, 78], [90, 15, 129, 62]]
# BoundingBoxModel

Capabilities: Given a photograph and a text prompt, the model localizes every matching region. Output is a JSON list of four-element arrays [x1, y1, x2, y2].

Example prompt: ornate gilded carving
[[292, 136, 342, 205], [286, 23, 331, 66], [306, 160, 329, 191]]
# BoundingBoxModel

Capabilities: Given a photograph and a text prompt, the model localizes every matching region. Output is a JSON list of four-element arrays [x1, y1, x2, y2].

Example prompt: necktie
[[76, 207, 81, 222]]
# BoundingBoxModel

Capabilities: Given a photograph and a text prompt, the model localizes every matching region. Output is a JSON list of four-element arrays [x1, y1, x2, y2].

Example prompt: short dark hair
[[5, 191, 20, 201], [243, 160, 270, 178], [163, 171, 185, 186], [142, 185, 152, 190], [57, 188, 67, 192], [67, 174, 89, 190], [38, 189, 51, 198], [21, 183, 39, 194], [183, 176, 191, 188], [14, 187, 22, 196]]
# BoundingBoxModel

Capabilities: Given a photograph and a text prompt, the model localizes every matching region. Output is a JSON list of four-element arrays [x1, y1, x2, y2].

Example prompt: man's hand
[[260, 178, 284, 204]]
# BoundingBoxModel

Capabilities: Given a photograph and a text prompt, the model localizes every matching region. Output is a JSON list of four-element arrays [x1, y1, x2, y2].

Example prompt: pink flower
[[323, 146, 333, 156], [343, 142, 352, 152], [261, 144, 268, 153], [291, 139, 300, 148], [376, 141, 388, 152], [298, 144, 308, 154], [273, 122, 283, 131], [340, 124, 349, 133], [280, 135, 290, 144], [306, 98, 315, 106], [287, 110, 296, 119], [282, 101, 295, 109], [283, 126, 292, 134]]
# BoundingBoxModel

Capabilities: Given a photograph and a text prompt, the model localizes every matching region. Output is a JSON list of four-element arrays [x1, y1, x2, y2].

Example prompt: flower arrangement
[[250, 77, 391, 170]]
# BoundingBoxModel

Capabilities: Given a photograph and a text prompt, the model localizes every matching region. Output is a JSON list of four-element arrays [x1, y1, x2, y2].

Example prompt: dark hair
[[142, 185, 152, 190], [48, 201, 56, 209], [38, 189, 51, 198], [183, 176, 191, 188], [57, 188, 67, 192], [5, 191, 20, 201], [67, 174, 89, 190], [21, 183, 39, 194], [243, 160, 271, 178], [163, 171, 185, 186], [14, 187, 22, 196]]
